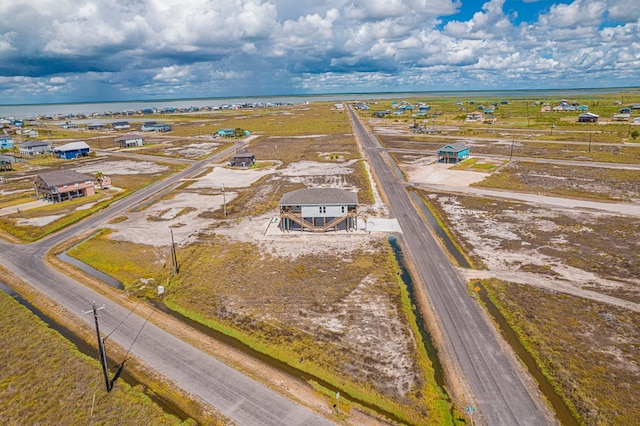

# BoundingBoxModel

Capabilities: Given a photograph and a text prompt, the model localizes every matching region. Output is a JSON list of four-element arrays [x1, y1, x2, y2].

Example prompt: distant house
[[465, 112, 483, 121], [631, 104, 640, 110], [53, 141, 91, 159], [0, 156, 11, 171], [540, 105, 551, 113], [483, 115, 497, 124], [19, 140, 51, 156], [619, 107, 632, 114], [578, 112, 599, 123], [279, 188, 358, 233], [437, 142, 470, 164], [0, 136, 13, 149], [141, 122, 171, 132], [33, 169, 96, 202], [86, 123, 107, 130], [217, 128, 236, 137], [112, 121, 131, 130], [613, 113, 631, 121], [21, 129, 39, 138], [115, 133, 144, 148], [577, 105, 589, 111], [229, 151, 255, 167]]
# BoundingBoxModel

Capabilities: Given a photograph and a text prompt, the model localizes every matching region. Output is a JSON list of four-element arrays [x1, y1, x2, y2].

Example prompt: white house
[[115, 133, 144, 148], [19, 140, 51, 156]]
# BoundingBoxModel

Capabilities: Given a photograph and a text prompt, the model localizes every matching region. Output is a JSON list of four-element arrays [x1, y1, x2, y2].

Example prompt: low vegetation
[[482, 279, 640, 426], [474, 161, 640, 202], [0, 291, 194, 425], [70, 232, 453, 425]]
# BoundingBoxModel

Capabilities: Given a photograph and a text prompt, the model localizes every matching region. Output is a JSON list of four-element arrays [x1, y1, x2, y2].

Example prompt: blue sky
[[0, 0, 638, 105]]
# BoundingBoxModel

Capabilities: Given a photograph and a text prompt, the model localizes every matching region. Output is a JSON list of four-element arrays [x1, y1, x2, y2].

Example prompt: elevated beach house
[[437, 142, 470, 164], [34, 170, 95, 202], [279, 187, 358, 233], [53, 141, 91, 159], [19, 140, 52, 156]]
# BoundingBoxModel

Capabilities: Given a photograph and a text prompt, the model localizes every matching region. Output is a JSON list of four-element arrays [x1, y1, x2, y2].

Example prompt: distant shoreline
[[1, 86, 638, 118]]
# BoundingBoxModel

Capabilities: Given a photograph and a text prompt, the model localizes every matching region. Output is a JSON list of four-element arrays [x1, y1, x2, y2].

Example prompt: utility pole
[[222, 183, 227, 218], [170, 229, 179, 275], [509, 139, 515, 162], [83, 302, 112, 392]]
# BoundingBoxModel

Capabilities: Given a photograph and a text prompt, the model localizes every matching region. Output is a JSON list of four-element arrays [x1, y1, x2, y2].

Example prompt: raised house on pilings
[[279, 187, 358, 233], [230, 151, 255, 167], [34, 170, 95, 202], [437, 142, 470, 164]]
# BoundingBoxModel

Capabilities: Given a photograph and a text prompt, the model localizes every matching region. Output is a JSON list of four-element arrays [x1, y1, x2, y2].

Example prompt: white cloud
[[0, 0, 638, 104]]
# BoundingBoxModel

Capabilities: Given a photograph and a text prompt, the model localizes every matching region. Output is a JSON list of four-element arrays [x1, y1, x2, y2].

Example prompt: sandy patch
[[190, 166, 276, 189], [105, 192, 232, 246], [279, 159, 358, 177], [404, 161, 487, 186], [74, 160, 169, 175]]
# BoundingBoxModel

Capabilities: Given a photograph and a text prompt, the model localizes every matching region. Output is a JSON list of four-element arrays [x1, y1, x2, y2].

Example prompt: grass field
[[0, 291, 196, 425], [482, 279, 640, 426]]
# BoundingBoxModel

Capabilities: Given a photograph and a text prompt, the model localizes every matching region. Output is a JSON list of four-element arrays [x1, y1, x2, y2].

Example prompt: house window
[[341, 206, 345, 213], [319, 206, 326, 214]]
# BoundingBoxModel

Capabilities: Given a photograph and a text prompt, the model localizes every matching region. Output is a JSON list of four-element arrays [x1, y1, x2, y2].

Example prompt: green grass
[[0, 291, 195, 425]]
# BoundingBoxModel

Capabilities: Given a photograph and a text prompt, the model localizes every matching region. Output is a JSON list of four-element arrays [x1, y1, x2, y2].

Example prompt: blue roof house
[[437, 142, 470, 164], [53, 141, 91, 159], [218, 128, 236, 137], [0, 136, 14, 149]]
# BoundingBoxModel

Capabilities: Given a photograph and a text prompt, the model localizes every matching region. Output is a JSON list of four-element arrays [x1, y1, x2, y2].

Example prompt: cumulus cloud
[[0, 0, 637, 104]]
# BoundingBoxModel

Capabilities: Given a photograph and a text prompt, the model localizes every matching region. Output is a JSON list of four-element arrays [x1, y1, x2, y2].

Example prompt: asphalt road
[[0, 141, 333, 426], [347, 106, 555, 426]]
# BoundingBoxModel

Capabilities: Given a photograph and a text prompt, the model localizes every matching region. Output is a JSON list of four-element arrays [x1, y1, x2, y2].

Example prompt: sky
[[0, 0, 638, 105]]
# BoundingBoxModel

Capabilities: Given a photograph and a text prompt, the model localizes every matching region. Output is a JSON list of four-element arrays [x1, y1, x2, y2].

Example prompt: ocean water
[[0, 87, 637, 119]]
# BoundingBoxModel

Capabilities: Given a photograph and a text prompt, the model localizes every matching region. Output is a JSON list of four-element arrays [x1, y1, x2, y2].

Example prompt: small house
[[86, 123, 107, 130], [217, 128, 236, 138], [578, 112, 599, 123], [112, 121, 131, 130], [0, 136, 14, 149], [19, 140, 51, 156], [141, 122, 171, 132], [230, 151, 255, 167], [613, 113, 631, 121], [577, 105, 589, 111], [115, 133, 144, 148], [0, 156, 11, 171], [466, 112, 483, 122], [34, 170, 96, 202], [53, 141, 91, 159], [437, 142, 470, 164]]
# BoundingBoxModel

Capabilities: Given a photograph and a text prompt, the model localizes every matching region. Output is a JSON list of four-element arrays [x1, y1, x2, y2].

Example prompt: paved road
[[348, 106, 555, 426], [0, 141, 333, 426]]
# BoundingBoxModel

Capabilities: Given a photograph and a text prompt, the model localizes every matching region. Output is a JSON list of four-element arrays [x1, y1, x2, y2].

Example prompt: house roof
[[439, 142, 469, 152], [579, 112, 599, 118], [112, 121, 130, 126], [53, 141, 90, 152], [36, 169, 94, 187], [279, 188, 358, 206], [19, 140, 50, 148], [115, 133, 144, 141]]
